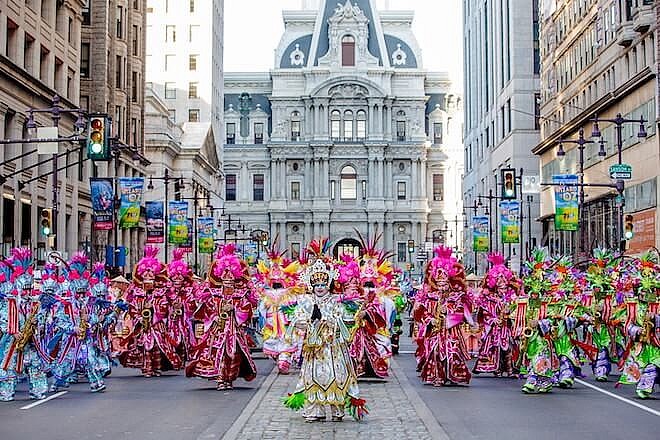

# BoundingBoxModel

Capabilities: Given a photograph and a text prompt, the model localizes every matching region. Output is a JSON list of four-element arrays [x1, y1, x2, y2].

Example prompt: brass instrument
[[141, 308, 153, 330], [171, 304, 183, 319], [522, 327, 533, 338], [16, 303, 39, 351]]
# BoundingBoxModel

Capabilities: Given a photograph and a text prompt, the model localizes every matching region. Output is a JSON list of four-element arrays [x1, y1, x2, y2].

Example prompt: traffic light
[[624, 214, 634, 240], [407, 240, 415, 254], [40, 208, 52, 236], [86, 114, 110, 161], [501, 168, 517, 199]]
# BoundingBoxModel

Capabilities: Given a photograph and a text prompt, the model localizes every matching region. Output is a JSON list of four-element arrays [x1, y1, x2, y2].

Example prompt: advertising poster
[[168, 201, 188, 244], [197, 217, 215, 254], [473, 216, 490, 252], [180, 218, 193, 252], [118, 177, 144, 228], [90, 178, 114, 230], [145, 201, 164, 244], [553, 174, 579, 231], [500, 200, 521, 244]]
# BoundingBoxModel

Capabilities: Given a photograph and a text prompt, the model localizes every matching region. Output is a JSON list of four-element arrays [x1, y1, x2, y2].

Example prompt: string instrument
[[16, 303, 39, 351]]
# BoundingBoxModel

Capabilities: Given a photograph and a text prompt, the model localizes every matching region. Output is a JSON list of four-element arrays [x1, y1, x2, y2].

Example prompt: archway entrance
[[333, 238, 362, 259]]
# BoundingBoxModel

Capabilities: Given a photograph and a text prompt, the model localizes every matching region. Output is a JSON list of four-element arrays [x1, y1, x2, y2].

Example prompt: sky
[[224, 0, 463, 90]]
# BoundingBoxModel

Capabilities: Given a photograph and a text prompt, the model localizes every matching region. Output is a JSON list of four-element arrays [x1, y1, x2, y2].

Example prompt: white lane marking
[[575, 379, 660, 417], [20, 391, 68, 410], [399, 350, 416, 354]]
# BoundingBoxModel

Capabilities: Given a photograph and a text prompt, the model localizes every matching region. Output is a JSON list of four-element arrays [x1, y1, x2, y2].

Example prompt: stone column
[[411, 159, 419, 199], [240, 161, 249, 201], [377, 158, 384, 197], [420, 159, 427, 200], [322, 159, 329, 197], [384, 159, 392, 199]]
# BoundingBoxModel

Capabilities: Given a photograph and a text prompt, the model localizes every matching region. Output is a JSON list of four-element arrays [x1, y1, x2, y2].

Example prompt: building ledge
[[616, 22, 636, 47], [632, 4, 654, 33]]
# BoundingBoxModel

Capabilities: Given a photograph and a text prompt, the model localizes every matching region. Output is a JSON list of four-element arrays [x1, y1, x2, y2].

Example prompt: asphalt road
[[0, 358, 273, 440], [397, 337, 660, 440]]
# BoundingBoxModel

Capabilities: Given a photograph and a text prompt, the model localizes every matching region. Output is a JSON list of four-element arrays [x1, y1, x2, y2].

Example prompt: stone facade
[[535, 0, 658, 256], [222, 0, 463, 272], [462, 0, 542, 274], [0, 0, 89, 262]]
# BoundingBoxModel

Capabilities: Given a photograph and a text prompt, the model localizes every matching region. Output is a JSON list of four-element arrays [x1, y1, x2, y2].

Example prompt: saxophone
[[16, 303, 39, 352], [78, 305, 90, 340]]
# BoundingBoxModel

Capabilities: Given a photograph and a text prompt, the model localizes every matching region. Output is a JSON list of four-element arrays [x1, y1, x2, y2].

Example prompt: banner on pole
[[198, 217, 215, 254], [168, 201, 188, 244], [500, 200, 521, 244], [118, 177, 144, 228], [472, 216, 490, 252], [553, 174, 579, 231], [90, 178, 114, 230], [180, 218, 193, 252], [145, 201, 164, 243]]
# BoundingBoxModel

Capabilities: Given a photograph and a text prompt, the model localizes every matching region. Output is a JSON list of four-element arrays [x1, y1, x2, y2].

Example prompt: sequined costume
[[186, 244, 258, 390], [283, 239, 367, 422], [0, 248, 49, 401], [164, 249, 196, 364]]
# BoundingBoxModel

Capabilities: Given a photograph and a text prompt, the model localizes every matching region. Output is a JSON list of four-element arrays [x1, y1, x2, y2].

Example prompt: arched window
[[340, 165, 357, 199], [356, 110, 367, 140], [343, 110, 353, 141], [396, 110, 406, 141], [331, 110, 341, 140], [341, 35, 355, 67], [290, 110, 301, 141]]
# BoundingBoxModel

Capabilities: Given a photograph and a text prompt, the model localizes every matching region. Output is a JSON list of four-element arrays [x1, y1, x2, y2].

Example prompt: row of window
[[164, 82, 199, 99], [163, 54, 199, 71], [162, 0, 197, 14], [225, 169, 445, 202], [165, 25, 200, 43], [167, 109, 200, 123]]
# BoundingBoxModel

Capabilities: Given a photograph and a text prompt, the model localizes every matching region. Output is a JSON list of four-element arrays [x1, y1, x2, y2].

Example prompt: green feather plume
[[282, 392, 305, 411]]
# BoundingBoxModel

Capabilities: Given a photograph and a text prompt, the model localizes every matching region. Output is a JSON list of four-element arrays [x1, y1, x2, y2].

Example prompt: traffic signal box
[[624, 214, 634, 240], [40, 208, 52, 236], [501, 168, 517, 199], [87, 114, 111, 161]]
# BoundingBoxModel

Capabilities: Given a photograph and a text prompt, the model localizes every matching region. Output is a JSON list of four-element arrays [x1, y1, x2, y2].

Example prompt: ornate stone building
[[222, 0, 463, 270]]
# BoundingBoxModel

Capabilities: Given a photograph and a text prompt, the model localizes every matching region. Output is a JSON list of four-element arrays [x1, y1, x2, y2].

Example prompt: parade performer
[[0, 248, 49, 401], [88, 262, 116, 381], [584, 249, 626, 382], [283, 239, 367, 422], [256, 242, 302, 374], [186, 244, 257, 390], [473, 253, 520, 376], [119, 246, 181, 377], [617, 251, 660, 399], [413, 246, 473, 386], [165, 249, 196, 363]]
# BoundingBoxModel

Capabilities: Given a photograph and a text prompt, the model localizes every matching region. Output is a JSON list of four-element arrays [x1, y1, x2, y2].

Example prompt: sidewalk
[[221, 355, 449, 440]]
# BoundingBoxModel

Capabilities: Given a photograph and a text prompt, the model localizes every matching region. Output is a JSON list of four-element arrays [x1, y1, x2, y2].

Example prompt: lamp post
[[146, 170, 184, 263], [179, 182, 211, 273], [464, 200, 488, 275], [590, 114, 647, 252]]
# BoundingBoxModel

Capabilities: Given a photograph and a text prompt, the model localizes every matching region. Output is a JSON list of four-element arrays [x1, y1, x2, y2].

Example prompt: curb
[[390, 357, 452, 440]]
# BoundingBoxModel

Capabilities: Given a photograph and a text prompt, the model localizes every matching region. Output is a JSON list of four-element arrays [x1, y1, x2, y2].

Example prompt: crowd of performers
[[411, 245, 660, 400], [0, 237, 657, 414]]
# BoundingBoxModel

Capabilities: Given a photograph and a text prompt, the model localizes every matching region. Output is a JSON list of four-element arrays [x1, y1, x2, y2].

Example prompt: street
[[1, 341, 657, 440]]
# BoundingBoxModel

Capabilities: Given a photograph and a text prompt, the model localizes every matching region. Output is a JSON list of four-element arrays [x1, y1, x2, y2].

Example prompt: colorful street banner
[[198, 217, 215, 254], [168, 201, 188, 244], [90, 178, 114, 230], [473, 216, 490, 252], [180, 218, 193, 252], [145, 201, 164, 244], [553, 174, 579, 231], [500, 200, 521, 244], [118, 177, 144, 229]]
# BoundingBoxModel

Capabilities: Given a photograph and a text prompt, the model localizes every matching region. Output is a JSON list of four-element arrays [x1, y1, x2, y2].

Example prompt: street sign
[[522, 175, 541, 194], [609, 163, 632, 180], [37, 126, 58, 154]]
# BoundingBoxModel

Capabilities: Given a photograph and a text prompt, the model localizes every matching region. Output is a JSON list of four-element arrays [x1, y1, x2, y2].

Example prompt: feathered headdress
[[134, 246, 164, 280], [10, 247, 34, 290], [89, 262, 109, 297], [300, 258, 338, 291], [305, 238, 332, 261], [0, 258, 14, 295], [256, 240, 300, 289], [208, 243, 245, 286], [337, 253, 361, 284], [168, 248, 193, 280], [355, 228, 395, 287], [428, 246, 460, 278], [484, 253, 518, 298]]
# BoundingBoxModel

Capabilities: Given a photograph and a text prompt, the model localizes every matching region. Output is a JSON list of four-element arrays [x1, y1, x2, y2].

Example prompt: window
[[131, 118, 138, 145], [343, 110, 353, 140], [254, 123, 264, 144], [189, 0, 195, 13], [534, 93, 541, 130], [341, 35, 355, 66], [189, 54, 198, 71], [291, 111, 301, 140], [253, 174, 264, 201], [133, 0, 139, 10], [340, 165, 357, 199], [165, 54, 176, 71], [331, 110, 341, 140], [188, 82, 198, 99], [80, 43, 90, 77], [356, 110, 367, 139], [433, 174, 444, 201], [82, 1, 91, 25], [116, 6, 123, 39], [226, 123, 236, 144], [189, 25, 199, 42], [166, 25, 176, 42], [23, 33, 35, 74], [132, 25, 139, 55], [397, 182, 407, 200], [168, 109, 176, 121], [396, 121, 406, 141], [115, 55, 122, 88], [164, 82, 176, 99], [131, 71, 138, 102], [433, 122, 443, 144], [225, 174, 237, 201], [188, 109, 199, 122], [397, 242, 407, 263], [68, 17, 73, 44], [291, 182, 300, 200], [80, 95, 89, 111]]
